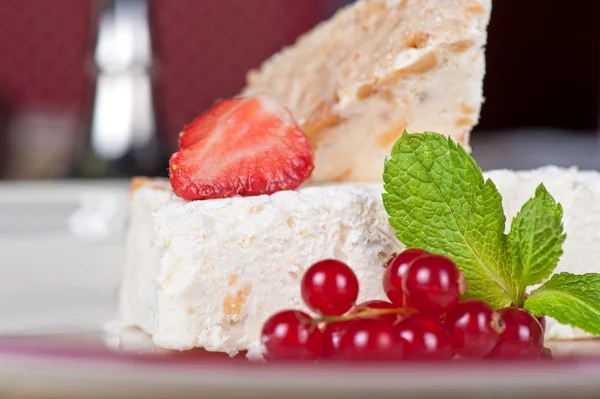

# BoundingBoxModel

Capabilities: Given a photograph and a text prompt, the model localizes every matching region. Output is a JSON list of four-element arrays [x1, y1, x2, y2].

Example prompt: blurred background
[[0, 0, 598, 180]]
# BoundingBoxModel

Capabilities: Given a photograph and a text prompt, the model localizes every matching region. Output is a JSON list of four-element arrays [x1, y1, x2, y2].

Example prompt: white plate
[[3, 181, 600, 399], [0, 181, 126, 336]]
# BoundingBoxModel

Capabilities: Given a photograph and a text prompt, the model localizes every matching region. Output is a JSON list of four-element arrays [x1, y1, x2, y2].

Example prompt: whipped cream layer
[[119, 181, 399, 357], [119, 166, 600, 357]]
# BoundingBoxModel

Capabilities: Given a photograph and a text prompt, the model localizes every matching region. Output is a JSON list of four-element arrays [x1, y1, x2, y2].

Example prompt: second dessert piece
[[242, 0, 491, 182]]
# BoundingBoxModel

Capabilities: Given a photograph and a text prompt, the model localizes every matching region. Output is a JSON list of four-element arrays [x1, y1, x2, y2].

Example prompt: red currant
[[445, 300, 505, 358], [396, 313, 454, 360], [537, 315, 546, 331], [486, 308, 544, 359], [513, 293, 546, 332], [350, 300, 400, 324], [339, 318, 405, 361], [382, 249, 429, 306], [261, 310, 324, 360], [321, 320, 352, 357], [321, 300, 402, 358], [301, 259, 359, 316], [402, 254, 465, 315]]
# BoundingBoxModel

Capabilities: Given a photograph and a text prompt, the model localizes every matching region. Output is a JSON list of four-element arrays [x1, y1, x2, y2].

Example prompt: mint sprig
[[383, 131, 600, 336], [382, 132, 515, 308], [508, 184, 566, 305], [525, 273, 600, 335]]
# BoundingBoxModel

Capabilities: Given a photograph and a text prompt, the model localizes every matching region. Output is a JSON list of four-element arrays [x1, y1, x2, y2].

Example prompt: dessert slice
[[241, 0, 492, 182], [119, 167, 600, 357], [120, 179, 399, 357]]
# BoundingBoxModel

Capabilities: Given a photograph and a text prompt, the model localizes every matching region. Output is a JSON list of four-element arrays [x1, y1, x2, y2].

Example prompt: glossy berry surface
[[383, 249, 429, 306], [537, 315, 546, 331], [513, 294, 546, 331], [261, 310, 324, 360], [396, 313, 454, 360], [339, 318, 405, 361], [402, 254, 464, 315], [486, 308, 544, 359], [301, 259, 359, 316], [321, 320, 352, 357], [350, 300, 400, 324], [321, 300, 401, 358], [445, 300, 505, 358]]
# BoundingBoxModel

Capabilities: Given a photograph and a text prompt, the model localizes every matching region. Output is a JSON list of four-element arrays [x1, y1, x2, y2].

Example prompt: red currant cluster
[[260, 249, 546, 361]]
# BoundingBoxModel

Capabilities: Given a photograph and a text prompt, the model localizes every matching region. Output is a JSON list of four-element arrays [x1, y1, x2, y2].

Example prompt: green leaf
[[525, 273, 600, 336], [508, 184, 566, 295], [535, 183, 563, 219], [382, 132, 516, 308]]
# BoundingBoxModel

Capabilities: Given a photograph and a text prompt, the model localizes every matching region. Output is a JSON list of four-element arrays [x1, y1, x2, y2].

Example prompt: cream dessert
[[120, 179, 399, 357], [119, 167, 600, 357], [241, 0, 492, 182]]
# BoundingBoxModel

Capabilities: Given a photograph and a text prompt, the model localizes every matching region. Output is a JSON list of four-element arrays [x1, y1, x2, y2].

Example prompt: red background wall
[[0, 0, 94, 113]]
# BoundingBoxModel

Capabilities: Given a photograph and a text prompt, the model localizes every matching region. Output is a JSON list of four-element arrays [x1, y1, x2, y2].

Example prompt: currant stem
[[515, 290, 526, 308], [315, 307, 414, 325], [382, 252, 398, 268]]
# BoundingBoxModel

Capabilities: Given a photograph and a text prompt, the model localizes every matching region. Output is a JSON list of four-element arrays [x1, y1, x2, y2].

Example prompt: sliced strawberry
[[177, 98, 244, 148], [169, 95, 314, 201]]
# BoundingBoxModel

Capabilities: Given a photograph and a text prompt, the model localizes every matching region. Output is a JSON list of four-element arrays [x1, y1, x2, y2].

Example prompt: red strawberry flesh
[[170, 95, 314, 200]]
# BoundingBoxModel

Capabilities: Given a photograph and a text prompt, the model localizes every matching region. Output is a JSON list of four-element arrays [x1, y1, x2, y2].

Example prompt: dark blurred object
[[74, 0, 168, 178], [477, 0, 599, 131], [471, 128, 600, 171], [0, 95, 9, 177], [0, 0, 93, 179], [5, 108, 81, 179]]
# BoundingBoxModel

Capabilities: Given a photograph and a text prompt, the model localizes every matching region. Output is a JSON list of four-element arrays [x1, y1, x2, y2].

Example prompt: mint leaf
[[524, 273, 600, 335], [382, 132, 516, 308], [508, 184, 566, 296], [535, 183, 563, 219]]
